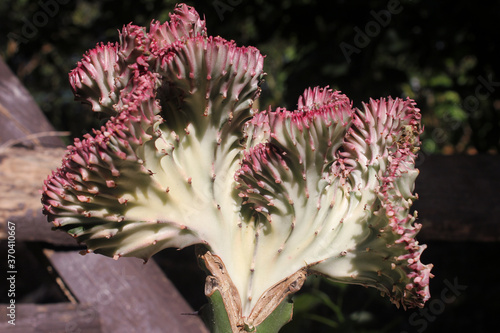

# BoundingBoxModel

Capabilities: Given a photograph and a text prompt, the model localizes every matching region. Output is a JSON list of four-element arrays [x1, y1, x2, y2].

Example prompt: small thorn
[[181, 311, 200, 316]]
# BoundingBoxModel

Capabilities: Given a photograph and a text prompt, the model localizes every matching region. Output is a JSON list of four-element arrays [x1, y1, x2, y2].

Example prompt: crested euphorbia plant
[[42, 4, 432, 332]]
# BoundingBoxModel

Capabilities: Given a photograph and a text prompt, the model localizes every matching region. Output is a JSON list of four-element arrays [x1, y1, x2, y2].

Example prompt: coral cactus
[[42, 3, 432, 332]]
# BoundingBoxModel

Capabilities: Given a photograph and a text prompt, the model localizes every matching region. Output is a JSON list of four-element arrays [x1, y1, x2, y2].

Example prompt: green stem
[[202, 288, 294, 333]]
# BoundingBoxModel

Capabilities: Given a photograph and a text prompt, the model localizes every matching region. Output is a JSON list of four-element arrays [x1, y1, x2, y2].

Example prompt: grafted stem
[[197, 245, 306, 332]]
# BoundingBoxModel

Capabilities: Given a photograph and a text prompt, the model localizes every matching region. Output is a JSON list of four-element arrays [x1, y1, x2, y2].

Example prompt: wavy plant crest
[[42, 4, 432, 332]]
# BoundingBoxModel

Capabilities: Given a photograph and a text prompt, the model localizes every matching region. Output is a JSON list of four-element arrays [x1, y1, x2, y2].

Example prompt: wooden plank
[[0, 58, 63, 148], [0, 147, 68, 242], [414, 154, 500, 242], [0, 303, 102, 332], [46, 250, 209, 333]]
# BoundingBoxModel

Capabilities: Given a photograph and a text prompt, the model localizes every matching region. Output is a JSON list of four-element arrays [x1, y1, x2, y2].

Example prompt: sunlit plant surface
[[42, 4, 432, 332]]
